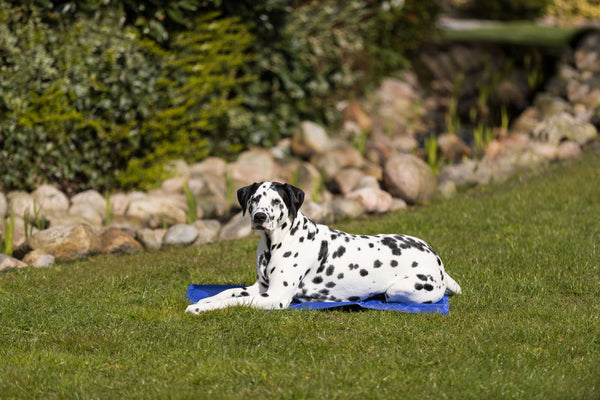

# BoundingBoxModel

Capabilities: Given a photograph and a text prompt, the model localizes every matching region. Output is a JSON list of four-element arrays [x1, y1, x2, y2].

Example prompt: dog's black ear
[[283, 183, 305, 219], [237, 183, 260, 216]]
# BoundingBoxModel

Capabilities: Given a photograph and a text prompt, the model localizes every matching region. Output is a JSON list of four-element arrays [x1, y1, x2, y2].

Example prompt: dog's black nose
[[253, 212, 267, 224]]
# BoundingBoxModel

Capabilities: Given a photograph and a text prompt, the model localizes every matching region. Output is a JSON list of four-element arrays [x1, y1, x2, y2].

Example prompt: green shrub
[[456, 0, 552, 20], [0, 3, 254, 191], [235, 0, 442, 147]]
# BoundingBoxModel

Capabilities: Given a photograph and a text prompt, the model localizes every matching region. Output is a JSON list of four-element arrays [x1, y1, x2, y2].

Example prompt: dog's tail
[[444, 272, 462, 296]]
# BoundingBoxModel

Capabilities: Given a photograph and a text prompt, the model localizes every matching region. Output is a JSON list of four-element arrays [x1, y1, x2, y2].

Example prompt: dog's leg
[[385, 276, 445, 304]]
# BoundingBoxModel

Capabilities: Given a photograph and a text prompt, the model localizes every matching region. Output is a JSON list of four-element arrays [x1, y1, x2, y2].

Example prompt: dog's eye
[[272, 199, 281, 205]]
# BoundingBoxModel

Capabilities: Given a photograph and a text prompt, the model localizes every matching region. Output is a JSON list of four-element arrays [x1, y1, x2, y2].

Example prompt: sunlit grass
[[1, 151, 599, 399]]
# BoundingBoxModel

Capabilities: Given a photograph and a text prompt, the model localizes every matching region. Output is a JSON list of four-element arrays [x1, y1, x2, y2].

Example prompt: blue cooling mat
[[186, 284, 449, 314]]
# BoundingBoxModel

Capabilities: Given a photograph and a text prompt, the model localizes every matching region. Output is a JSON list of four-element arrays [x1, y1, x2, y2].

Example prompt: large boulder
[[126, 196, 187, 228], [32, 185, 69, 213], [23, 224, 102, 261], [383, 154, 437, 204], [291, 121, 330, 159]]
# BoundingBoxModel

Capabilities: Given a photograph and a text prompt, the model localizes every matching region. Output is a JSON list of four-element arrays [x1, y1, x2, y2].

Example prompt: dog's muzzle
[[252, 212, 268, 230]]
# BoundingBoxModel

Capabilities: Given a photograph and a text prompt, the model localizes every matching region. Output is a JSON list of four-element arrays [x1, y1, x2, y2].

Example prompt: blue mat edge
[[186, 284, 449, 314]]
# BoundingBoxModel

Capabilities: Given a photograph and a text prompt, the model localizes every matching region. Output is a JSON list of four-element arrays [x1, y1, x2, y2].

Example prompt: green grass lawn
[[1, 152, 599, 399]]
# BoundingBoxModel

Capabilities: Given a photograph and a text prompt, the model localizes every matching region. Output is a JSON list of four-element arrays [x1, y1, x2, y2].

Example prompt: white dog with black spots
[[186, 182, 461, 314]]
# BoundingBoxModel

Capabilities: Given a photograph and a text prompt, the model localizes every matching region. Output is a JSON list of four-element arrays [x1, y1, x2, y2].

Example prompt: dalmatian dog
[[186, 181, 461, 314]]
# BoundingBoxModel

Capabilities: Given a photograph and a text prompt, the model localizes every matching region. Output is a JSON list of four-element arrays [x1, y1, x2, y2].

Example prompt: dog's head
[[237, 182, 305, 232]]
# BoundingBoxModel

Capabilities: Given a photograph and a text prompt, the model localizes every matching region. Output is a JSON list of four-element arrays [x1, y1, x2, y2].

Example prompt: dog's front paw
[[186, 303, 205, 315]]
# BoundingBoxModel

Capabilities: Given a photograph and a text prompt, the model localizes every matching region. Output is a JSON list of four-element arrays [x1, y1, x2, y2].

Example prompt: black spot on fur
[[337, 273, 344, 279], [424, 283, 434, 291], [325, 281, 336, 288], [283, 251, 292, 258], [359, 269, 368, 276], [283, 281, 289, 287], [261, 293, 269, 297], [348, 263, 359, 270], [348, 296, 360, 301], [320, 289, 329, 295], [415, 283, 424, 290], [391, 260, 398, 267], [240, 291, 249, 296], [417, 274, 428, 281], [313, 276, 323, 284], [326, 265, 335, 276], [374, 260, 382, 268], [332, 245, 346, 259], [412, 261, 419, 268]]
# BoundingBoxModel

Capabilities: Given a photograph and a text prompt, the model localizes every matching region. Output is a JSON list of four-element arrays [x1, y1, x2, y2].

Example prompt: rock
[[136, 228, 162, 250], [383, 154, 437, 204], [364, 133, 394, 165], [438, 159, 482, 188], [227, 148, 277, 188], [193, 220, 221, 245], [533, 112, 597, 145], [437, 133, 471, 161], [24, 224, 102, 261], [71, 190, 106, 217], [291, 121, 330, 158], [392, 135, 419, 154], [161, 176, 187, 194], [437, 180, 457, 199], [371, 77, 425, 137], [329, 168, 365, 195], [557, 141, 582, 160], [0, 254, 27, 271], [45, 211, 95, 228], [529, 142, 559, 161], [126, 196, 187, 228], [534, 94, 571, 118], [574, 32, 600, 74], [190, 157, 227, 178], [32, 184, 69, 213], [22, 250, 55, 267], [293, 162, 322, 200], [100, 227, 142, 254], [219, 212, 253, 241], [109, 193, 130, 216], [6, 191, 36, 218], [331, 198, 364, 220], [106, 215, 147, 231], [344, 100, 372, 133], [312, 142, 364, 179], [391, 198, 408, 212], [301, 201, 333, 225], [355, 175, 381, 191], [162, 224, 199, 246], [0, 192, 6, 217], [68, 203, 104, 226], [512, 107, 541, 135], [346, 187, 393, 214]]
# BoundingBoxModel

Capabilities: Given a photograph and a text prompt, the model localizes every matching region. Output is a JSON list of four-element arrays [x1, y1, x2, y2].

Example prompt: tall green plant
[[118, 13, 255, 188]]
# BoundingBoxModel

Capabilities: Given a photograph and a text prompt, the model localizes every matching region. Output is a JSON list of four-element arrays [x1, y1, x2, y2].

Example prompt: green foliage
[[1, 208, 14, 256], [237, 0, 442, 147], [118, 13, 255, 188], [458, 0, 552, 20], [0, 3, 254, 191], [183, 183, 197, 224], [0, 5, 161, 193], [0, 0, 441, 193]]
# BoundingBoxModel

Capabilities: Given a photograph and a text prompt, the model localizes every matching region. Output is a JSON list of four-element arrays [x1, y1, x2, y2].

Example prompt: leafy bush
[[546, 0, 600, 19], [0, 3, 254, 192], [456, 0, 552, 20], [235, 0, 442, 147], [119, 13, 255, 188]]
